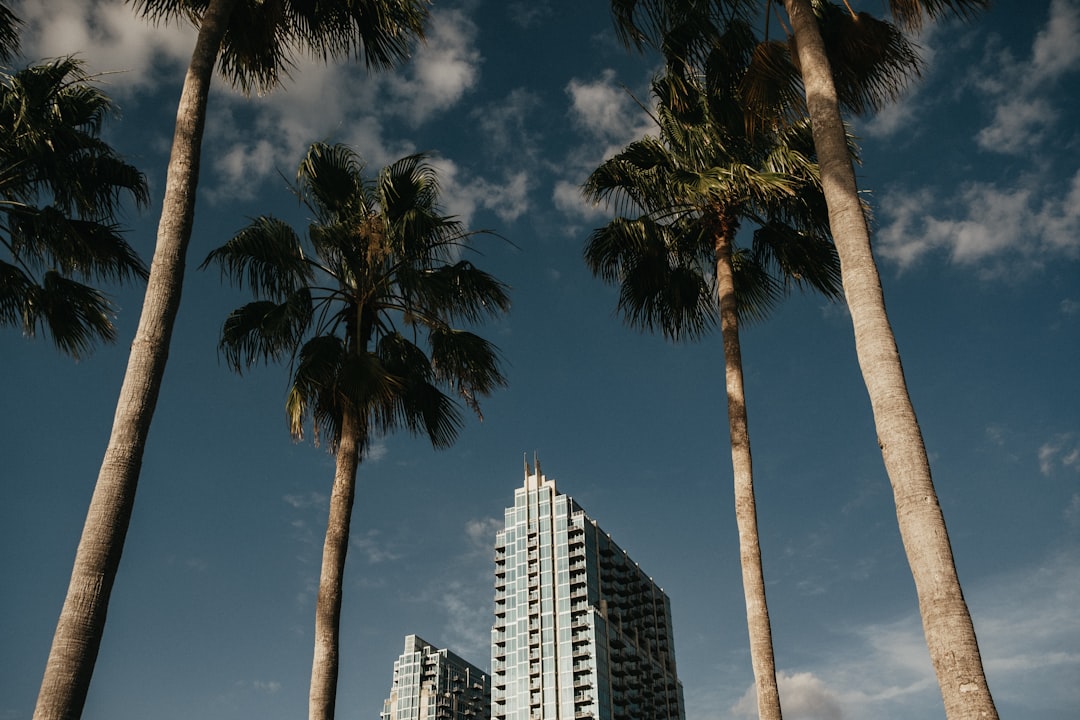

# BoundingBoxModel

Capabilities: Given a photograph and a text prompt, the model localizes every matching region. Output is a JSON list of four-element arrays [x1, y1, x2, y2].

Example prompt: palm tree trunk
[[309, 406, 362, 720], [715, 225, 783, 720], [32, 2, 238, 718], [780, 2, 997, 717]]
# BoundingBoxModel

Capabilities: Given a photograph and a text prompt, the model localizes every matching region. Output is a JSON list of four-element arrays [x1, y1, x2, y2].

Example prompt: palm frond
[[427, 327, 507, 418], [35, 270, 118, 358], [287, 333, 348, 444], [0, 259, 34, 330], [0, 3, 21, 61], [817, 4, 924, 116], [887, 0, 989, 31], [201, 215, 312, 300], [7, 206, 147, 282], [408, 260, 511, 325], [219, 289, 314, 372]]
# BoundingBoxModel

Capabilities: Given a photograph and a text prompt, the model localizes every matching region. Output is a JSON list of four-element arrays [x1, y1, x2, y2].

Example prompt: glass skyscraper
[[491, 460, 685, 720], [381, 635, 491, 720]]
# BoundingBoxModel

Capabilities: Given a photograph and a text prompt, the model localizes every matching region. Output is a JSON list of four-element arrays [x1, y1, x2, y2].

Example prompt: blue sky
[[2, 1, 1078, 719]]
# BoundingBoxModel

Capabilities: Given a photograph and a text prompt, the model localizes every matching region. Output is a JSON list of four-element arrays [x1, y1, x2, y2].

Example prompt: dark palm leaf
[[816, 5, 924, 116], [36, 270, 118, 358], [219, 289, 314, 371], [0, 258, 33, 329], [427, 326, 507, 417], [0, 3, 20, 61], [887, 0, 989, 31], [201, 216, 312, 300], [7, 206, 147, 282]]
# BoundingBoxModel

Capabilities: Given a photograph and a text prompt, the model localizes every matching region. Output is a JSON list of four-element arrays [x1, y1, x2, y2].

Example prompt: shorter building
[[381, 635, 491, 720]]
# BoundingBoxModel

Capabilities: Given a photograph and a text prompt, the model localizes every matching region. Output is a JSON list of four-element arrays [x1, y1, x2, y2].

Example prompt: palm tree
[[583, 72, 842, 720], [609, 2, 999, 718], [778, 2, 998, 717], [34, 2, 429, 719], [202, 142, 509, 720], [1, 56, 149, 358]]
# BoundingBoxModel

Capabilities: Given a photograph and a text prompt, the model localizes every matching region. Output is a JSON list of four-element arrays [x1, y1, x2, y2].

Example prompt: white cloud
[[876, 169, 1080, 273], [566, 69, 653, 152], [352, 528, 401, 564], [507, 1, 553, 29], [14, 0, 194, 94], [464, 517, 502, 551], [1038, 433, 1080, 476], [973, 0, 1080, 154], [383, 7, 481, 126], [283, 491, 328, 510], [470, 88, 544, 160], [722, 549, 1080, 719], [428, 156, 531, 227]]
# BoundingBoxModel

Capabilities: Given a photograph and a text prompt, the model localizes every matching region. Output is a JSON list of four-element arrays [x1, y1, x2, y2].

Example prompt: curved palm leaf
[[1, 56, 148, 356], [132, 0, 429, 94]]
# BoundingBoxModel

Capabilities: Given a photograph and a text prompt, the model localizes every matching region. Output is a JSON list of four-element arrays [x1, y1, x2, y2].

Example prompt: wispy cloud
[[726, 547, 1080, 719], [352, 528, 401, 564], [557, 69, 656, 223], [1038, 433, 1080, 476], [874, 2, 1080, 274], [877, 169, 1080, 274], [974, 0, 1080, 154], [15, 0, 194, 94]]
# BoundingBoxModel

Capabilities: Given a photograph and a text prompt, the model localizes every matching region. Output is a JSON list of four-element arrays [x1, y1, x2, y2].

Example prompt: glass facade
[[382, 635, 491, 720], [491, 462, 686, 720]]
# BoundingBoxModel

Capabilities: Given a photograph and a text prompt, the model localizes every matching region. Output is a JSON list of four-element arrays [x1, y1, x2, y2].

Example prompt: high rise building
[[491, 460, 685, 720], [381, 635, 491, 720]]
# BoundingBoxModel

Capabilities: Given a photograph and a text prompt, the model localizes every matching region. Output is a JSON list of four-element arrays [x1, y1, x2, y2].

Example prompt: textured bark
[[781, 2, 998, 718], [32, 2, 238, 718], [309, 407, 362, 720], [714, 222, 783, 720]]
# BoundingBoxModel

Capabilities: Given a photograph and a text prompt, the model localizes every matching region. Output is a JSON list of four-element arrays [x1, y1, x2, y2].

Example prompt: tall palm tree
[[610, 2, 999, 718], [34, 3, 429, 719], [202, 142, 509, 720], [778, 2, 997, 717], [583, 72, 842, 720], [1, 56, 149, 358]]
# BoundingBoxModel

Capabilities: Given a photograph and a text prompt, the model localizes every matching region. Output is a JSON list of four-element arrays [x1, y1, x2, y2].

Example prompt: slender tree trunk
[[780, 2, 997, 717], [714, 223, 783, 720], [309, 406, 362, 720], [32, 2, 237, 718]]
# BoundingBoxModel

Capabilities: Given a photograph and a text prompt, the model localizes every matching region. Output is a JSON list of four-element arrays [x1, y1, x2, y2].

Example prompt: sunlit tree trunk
[[780, 1, 997, 717], [309, 405, 362, 720], [714, 218, 783, 720], [32, 1, 238, 718]]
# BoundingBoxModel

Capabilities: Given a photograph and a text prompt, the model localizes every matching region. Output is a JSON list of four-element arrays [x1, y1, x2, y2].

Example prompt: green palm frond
[[297, 141, 368, 218], [408, 260, 511, 325], [583, 67, 842, 337], [288, 334, 348, 444], [376, 332, 462, 447], [427, 327, 507, 417], [201, 216, 312, 301], [1, 55, 148, 357], [34, 270, 118, 358], [208, 142, 508, 453], [7, 206, 147, 282], [219, 289, 314, 371]]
